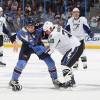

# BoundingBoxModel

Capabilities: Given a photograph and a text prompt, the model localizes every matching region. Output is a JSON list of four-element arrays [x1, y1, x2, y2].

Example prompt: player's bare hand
[[13, 41, 19, 52]]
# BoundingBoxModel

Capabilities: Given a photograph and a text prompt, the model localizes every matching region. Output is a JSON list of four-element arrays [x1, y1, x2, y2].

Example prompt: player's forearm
[[16, 33, 30, 45]]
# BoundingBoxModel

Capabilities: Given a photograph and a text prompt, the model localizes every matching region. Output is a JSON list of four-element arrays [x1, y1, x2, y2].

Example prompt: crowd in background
[[0, 0, 100, 33]]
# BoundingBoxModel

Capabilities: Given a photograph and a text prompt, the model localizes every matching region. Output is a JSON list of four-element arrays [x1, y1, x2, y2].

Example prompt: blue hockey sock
[[11, 60, 27, 81], [43, 56, 57, 80], [11, 67, 22, 81]]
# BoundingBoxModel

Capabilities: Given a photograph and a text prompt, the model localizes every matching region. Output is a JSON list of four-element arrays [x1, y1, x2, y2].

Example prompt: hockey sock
[[81, 56, 87, 67], [11, 60, 27, 81], [11, 68, 22, 81], [61, 65, 73, 81], [43, 56, 57, 80]]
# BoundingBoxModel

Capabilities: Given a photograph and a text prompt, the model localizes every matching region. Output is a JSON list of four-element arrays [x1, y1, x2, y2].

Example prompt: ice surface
[[0, 48, 100, 100]]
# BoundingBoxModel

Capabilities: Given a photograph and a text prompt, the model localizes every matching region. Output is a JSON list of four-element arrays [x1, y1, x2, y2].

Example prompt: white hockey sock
[[83, 62, 87, 67], [61, 65, 73, 82]]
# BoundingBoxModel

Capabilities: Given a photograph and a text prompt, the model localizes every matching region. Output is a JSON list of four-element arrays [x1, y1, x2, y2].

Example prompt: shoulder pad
[[22, 27, 27, 32], [68, 17, 73, 21], [80, 17, 87, 21]]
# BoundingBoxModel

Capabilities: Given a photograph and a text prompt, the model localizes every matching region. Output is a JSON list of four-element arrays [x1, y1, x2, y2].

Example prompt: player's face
[[45, 30, 51, 35], [45, 27, 53, 35], [26, 25, 35, 33], [72, 11, 80, 19]]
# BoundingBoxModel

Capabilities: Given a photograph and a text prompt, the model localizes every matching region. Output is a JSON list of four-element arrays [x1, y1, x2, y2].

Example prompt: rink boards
[[3, 33, 100, 49]]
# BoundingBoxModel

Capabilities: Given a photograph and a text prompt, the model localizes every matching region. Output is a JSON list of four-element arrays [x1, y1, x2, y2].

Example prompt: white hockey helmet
[[43, 21, 54, 31], [72, 7, 80, 12], [0, 7, 3, 12]]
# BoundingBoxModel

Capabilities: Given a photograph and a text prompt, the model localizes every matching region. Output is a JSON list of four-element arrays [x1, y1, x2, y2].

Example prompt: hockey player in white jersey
[[43, 21, 84, 87], [65, 7, 94, 69], [0, 7, 17, 67], [0, 7, 7, 67]]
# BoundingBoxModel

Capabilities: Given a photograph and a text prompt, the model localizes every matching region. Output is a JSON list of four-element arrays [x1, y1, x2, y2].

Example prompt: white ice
[[0, 48, 100, 100]]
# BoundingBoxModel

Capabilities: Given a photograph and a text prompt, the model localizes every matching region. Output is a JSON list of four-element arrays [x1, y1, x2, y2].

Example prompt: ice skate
[[62, 67, 76, 88], [52, 79, 63, 88], [9, 80, 22, 91], [83, 64, 87, 69], [62, 75, 76, 88]]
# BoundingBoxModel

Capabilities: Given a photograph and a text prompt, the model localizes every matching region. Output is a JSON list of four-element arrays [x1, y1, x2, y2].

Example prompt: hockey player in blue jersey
[[9, 18, 63, 91]]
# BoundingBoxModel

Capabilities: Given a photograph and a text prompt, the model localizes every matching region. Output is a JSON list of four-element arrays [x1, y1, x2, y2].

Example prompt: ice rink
[[0, 48, 100, 100]]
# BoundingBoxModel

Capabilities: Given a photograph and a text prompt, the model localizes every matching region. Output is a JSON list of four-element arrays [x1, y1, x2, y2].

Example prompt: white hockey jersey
[[48, 25, 80, 55], [0, 16, 7, 35], [67, 17, 90, 40]]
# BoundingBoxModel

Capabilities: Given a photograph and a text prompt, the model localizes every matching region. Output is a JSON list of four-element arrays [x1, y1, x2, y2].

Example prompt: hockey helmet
[[43, 21, 54, 31], [72, 7, 80, 12], [25, 17, 35, 26]]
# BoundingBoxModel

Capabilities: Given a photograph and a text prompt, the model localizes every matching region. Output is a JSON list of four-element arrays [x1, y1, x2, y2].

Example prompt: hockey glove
[[89, 32, 94, 38]]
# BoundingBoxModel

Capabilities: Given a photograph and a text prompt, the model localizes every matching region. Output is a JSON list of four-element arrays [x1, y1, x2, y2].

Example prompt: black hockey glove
[[89, 32, 94, 38], [10, 34, 17, 43]]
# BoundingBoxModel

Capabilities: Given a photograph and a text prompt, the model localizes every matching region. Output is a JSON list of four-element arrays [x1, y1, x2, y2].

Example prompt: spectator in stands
[[90, 16, 98, 28], [6, 1, 19, 33], [25, 3, 32, 17], [17, 7, 24, 29]]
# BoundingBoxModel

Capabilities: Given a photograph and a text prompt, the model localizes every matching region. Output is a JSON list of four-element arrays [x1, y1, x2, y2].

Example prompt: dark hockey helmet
[[25, 17, 35, 26], [35, 17, 44, 29]]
